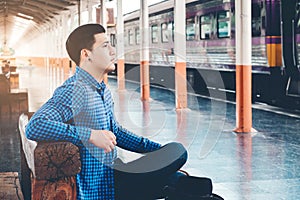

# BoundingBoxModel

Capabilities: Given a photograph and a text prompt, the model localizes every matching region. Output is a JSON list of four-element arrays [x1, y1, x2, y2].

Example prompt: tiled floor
[[1, 65, 300, 199]]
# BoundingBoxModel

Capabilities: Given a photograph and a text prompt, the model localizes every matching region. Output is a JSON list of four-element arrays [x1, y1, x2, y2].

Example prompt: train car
[[107, 0, 300, 109]]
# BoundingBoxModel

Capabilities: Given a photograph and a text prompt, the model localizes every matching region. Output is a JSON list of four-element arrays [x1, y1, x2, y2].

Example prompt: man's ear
[[80, 49, 90, 60], [79, 49, 92, 66]]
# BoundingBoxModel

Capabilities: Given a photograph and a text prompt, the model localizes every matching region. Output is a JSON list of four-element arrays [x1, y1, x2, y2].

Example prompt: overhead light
[[17, 13, 34, 20]]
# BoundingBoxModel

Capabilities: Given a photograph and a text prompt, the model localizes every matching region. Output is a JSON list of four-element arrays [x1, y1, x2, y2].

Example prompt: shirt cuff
[[76, 126, 91, 143]]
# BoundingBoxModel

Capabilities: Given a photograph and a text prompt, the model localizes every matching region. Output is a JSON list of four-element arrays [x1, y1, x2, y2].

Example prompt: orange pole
[[234, 65, 252, 133], [234, 0, 253, 133], [140, 60, 150, 101], [140, 0, 150, 101], [175, 62, 187, 109], [117, 59, 125, 90], [174, 0, 187, 109]]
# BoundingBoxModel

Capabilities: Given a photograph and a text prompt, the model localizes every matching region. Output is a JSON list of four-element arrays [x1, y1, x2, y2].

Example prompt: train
[[107, 0, 300, 109]]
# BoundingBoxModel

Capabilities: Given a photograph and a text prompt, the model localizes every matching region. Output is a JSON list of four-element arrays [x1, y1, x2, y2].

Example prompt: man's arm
[[25, 83, 91, 146], [111, 115, 161, 153]]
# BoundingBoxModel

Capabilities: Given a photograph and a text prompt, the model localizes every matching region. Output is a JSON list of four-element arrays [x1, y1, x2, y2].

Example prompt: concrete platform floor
[[1, 66, 300, 199]]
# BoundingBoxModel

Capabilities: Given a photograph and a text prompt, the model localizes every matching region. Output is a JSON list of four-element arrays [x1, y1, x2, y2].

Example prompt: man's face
[[90, 33, 116, 73]]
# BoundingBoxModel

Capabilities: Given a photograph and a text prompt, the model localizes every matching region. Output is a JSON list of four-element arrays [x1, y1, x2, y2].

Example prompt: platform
[[0, 172, 23, 200], [0, 66, 300, 199]]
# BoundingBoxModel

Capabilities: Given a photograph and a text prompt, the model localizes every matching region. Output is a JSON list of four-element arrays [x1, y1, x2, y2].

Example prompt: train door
[[281, 0, 300, 103]]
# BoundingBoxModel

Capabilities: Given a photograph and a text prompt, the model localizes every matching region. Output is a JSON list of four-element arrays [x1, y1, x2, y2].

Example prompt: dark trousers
[[114, 142, 188, 200]]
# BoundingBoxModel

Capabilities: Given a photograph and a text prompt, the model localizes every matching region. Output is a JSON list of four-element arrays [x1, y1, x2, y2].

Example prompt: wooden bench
[[0, 73, 28, 119], [19, 113, 81, 200]]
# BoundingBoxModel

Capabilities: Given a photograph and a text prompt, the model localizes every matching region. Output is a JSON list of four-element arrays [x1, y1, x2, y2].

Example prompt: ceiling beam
[[19, 5, 53, 20], [8, 7, 45, 23], [25, 0, 61, 12], [38, 0, 76, 9], [22, 1, 59, 15]]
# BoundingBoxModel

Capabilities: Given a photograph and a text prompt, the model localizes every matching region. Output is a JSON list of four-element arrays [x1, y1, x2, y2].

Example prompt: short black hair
[[66, 23, 106, 66]]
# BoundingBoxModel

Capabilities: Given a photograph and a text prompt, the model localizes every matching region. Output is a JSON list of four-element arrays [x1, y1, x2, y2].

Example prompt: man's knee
[[161, 142, 188, 162]]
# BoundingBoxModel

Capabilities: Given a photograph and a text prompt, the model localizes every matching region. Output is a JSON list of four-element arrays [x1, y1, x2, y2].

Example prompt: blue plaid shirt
[[26, 67, 161, 199]]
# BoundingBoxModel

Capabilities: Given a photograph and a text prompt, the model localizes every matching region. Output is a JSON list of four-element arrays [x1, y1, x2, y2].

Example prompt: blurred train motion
[[107, 0, 300, 109]]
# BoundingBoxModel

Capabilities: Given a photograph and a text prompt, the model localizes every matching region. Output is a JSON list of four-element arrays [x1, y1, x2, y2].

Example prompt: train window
[[128, 29, 134, 45], [217, 11, 230, 38], [252, 3, 261, 36], [200, 15, 212, 39], [169, 22, 174, 41], [161, 23, 170, 43], [261, 16, 266, 30], [123, 30, 127, 46], [135, 28, 140, 44], [186, 18, 195, 40], [297, 15, 300, 34], [151, 24, 159, 43]]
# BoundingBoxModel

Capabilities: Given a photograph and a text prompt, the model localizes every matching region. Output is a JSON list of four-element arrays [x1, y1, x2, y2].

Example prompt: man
[[25, 24, 188, 200]]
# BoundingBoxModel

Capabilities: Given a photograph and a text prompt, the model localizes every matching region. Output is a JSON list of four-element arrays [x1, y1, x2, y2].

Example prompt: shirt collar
[[75, 66, 106, 91]]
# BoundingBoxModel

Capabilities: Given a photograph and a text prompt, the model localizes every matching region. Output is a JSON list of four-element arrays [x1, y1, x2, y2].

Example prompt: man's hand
[[89, 129, 117, 153]]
